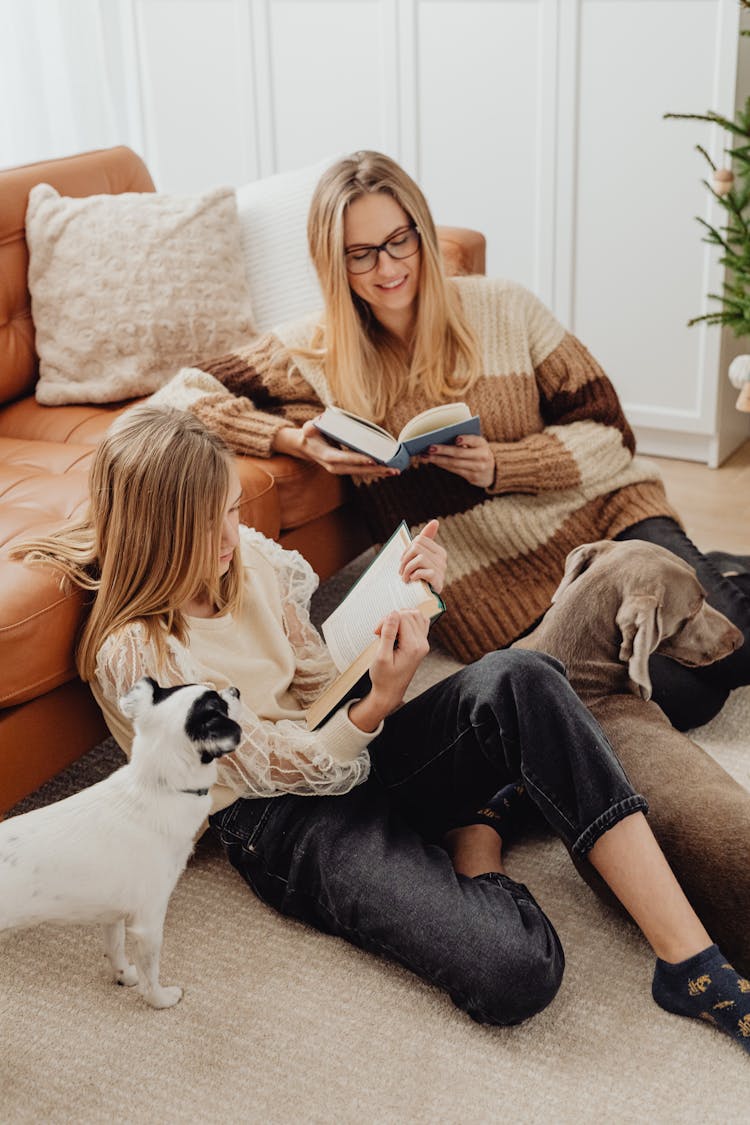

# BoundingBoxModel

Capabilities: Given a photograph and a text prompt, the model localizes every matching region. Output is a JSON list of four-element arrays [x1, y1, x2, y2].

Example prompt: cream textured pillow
[[235, 155, 342, 332], [26, 184, 256, 405]]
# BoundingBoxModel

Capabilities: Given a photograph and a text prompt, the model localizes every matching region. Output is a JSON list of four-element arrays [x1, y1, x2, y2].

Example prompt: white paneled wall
[[416, 0, 551, 295], [6, 0, 750, 462]]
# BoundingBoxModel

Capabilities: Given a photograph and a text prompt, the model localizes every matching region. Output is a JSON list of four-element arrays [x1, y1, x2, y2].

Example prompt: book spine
[[386, 446, 412, 471]]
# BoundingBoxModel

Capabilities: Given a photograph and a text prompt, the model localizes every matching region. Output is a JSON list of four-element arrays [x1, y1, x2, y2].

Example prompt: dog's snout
[[659, 603, 744, 668], [724, 621, 744, 654], [198, 717, 242, 763]]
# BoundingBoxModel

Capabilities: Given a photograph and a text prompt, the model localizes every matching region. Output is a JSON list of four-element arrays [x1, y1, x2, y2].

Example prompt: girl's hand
[[273, 421, 400, 478], [418, 434, 495, 489], [370, 609, 430, 711], [399, 518, 447, 594], [349, 610, 430, 730]]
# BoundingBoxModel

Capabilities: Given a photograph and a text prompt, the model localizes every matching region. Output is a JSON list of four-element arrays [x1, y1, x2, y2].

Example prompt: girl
[[186, 150, 750, 733], [14, 404, 750, 1052]]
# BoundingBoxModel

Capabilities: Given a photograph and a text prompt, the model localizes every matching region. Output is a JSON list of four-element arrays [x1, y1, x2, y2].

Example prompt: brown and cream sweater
[[188, 276, 678, 662]]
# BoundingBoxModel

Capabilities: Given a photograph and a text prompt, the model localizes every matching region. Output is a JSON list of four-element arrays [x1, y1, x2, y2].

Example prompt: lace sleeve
[[95, 621, 195, 708], [95, 616, 370, 801]]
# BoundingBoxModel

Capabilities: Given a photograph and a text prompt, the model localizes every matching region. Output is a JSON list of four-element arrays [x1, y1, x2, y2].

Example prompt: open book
[[306, 522, 445, 730], [313, 402, 481, 470]]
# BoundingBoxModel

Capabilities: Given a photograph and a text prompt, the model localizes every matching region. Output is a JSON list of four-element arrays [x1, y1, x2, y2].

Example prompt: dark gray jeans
[[616, 517, 750, 730], [210, 650, 647, 1026]]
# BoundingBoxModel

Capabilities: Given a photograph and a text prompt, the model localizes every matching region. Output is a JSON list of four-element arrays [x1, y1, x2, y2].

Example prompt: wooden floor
[[652, 439, 750, 554]]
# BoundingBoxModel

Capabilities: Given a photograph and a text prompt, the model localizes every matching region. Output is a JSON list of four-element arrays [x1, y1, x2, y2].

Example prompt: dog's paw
[[142, 984, 183, 1009], [115, 964, 139, 987]]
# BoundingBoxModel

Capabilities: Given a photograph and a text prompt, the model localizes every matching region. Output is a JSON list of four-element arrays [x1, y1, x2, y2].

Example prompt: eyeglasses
[[344, 225, 421, 275]]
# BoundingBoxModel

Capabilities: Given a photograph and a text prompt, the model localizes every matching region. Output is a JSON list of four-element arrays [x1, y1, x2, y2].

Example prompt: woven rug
[[2, 555, 749, 1122]]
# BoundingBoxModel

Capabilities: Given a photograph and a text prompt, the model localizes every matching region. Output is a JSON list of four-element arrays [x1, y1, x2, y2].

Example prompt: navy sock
[[447, 782, 533, 845], [652, 944, 750, 1054]]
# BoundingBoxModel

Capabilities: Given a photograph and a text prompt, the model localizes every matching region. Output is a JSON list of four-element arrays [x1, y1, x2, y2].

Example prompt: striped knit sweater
[[190, 276, 678, 662]]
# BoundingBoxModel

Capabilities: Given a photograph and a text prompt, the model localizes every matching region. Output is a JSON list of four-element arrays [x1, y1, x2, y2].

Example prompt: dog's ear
[[220, 685, 242, 720], [119, 676, 157, 720], [616, 595, 663, 701], [551, 541, 614, 603]]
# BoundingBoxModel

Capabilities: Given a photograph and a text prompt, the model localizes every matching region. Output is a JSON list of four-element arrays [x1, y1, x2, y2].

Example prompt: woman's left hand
[[399, 518, 447, 593], [418, 434, 495, 489]]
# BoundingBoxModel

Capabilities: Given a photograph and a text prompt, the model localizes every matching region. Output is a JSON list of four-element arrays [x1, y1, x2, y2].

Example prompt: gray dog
[[515, 539, 749, 974]]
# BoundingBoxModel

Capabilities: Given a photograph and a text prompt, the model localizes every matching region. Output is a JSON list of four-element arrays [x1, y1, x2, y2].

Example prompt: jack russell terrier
[[0, 677, 242, 1008]]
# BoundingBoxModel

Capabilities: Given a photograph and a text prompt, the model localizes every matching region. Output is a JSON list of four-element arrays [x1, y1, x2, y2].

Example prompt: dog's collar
[[179, 787, 209, 797]]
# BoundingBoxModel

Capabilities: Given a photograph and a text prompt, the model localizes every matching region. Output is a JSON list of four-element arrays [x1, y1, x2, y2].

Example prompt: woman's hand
[[418, 434, 495, 489], [348, 610, 430, 731], [273, 421, 399, 478], [399, 518, 447, 594]]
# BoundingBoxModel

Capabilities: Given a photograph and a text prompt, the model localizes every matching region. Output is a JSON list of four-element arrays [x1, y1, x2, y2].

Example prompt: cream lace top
[[92, 527, 374, 813]]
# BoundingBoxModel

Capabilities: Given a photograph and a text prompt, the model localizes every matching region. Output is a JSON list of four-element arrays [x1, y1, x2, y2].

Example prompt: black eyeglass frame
[[344, 224, 421, 275]]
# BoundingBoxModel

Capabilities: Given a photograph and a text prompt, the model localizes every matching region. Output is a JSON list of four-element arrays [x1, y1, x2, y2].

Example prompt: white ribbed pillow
[[235, 156, 341, 332], [26, 184, 256, 405]]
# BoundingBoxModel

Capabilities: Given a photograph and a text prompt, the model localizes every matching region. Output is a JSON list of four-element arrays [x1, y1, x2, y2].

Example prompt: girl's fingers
[[404, 569, 434, 587], [375, 611, 400, 648], [402, 555, 438, 580], [418, 518, 440, 540]]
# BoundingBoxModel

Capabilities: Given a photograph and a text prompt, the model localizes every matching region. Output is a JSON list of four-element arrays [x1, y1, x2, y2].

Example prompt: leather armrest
[[437, 226, 486, 276]]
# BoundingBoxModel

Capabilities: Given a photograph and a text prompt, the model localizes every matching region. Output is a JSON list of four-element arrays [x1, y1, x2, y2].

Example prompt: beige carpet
[[2, 558, 750, 1122]]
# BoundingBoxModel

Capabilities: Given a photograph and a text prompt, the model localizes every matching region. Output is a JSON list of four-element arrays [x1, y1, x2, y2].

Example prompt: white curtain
[[0, 0, 142, 170]]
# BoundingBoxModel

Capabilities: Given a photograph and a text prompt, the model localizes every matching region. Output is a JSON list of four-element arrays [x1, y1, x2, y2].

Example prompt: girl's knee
[[476, 649, 568, 708], [455, 928, 565, 1027], [488, 647, 566, 679]]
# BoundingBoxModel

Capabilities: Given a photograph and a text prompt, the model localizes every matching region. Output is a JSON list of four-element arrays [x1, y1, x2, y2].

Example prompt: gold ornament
[[712, 168, 734, 195], [728, 355, 750, 412]]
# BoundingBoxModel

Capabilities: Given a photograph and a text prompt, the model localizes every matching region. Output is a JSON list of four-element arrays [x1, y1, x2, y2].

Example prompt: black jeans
[[210, 650, 647, 1026], [616, 517, 750, 730]]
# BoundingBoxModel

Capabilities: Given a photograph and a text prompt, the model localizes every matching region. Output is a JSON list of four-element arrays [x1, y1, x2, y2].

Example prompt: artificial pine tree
[[665, 1, 750, 409], [664, 97, 750, 334]]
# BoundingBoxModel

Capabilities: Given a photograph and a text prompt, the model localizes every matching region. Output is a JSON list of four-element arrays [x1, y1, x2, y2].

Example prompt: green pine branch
[[665, 87, 750, 335]]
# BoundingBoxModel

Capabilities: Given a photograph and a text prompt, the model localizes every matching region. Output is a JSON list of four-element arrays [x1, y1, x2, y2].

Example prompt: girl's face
[[343, 191, 421, 340], [217, 467, 242, 577]]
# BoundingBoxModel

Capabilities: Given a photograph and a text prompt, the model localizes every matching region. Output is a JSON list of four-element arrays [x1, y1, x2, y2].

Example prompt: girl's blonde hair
[[12, 405, 242, 682], [305, 150, 481, 421]]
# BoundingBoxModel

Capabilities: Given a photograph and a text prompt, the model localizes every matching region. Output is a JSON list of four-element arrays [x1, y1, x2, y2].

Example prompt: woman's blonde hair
[[12, 405, 243, 682], [305, 150, 481, 421]]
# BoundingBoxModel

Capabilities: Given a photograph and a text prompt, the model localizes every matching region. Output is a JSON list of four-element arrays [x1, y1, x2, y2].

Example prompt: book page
[[315, 407, 399, 463], [331, 407, 394, 440], [398, 402, 470, 441], [322, 525, 432, 672]]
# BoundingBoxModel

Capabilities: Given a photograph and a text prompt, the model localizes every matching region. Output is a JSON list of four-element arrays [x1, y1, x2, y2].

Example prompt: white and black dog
[[0, 678, 241, 1008]]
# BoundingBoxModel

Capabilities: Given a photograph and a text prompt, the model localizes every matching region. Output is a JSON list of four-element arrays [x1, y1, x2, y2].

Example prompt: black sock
[[446, 781, 533, 845], [652, 944, 750, 1054], [705, 549, 750, 577]]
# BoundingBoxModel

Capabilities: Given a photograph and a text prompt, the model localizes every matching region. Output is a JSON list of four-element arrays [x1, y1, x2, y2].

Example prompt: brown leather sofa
[[0, 145, 485, 813]]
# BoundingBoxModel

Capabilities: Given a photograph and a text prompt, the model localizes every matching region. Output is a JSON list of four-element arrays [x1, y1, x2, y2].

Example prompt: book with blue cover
[[313, 402, 481, 470]]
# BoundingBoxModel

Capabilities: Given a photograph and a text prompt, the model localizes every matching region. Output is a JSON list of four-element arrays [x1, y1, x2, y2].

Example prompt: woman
[[186, 150, 750, 732], [14, 405, 750, 1051]]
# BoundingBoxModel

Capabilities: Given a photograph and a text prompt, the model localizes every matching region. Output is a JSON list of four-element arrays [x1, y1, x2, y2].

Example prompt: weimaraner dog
[[514, 538, 749, 973]]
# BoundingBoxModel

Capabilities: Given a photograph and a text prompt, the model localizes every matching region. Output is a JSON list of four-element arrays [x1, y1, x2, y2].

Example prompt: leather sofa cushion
[[0, 396, 133, 446], [0, 437, 93, 548], [239, 452, 352, 530]]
